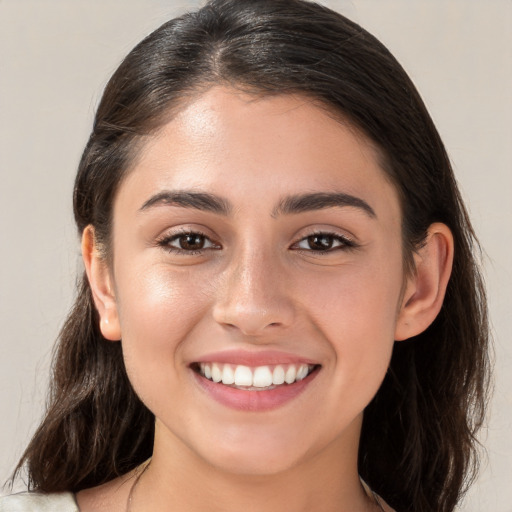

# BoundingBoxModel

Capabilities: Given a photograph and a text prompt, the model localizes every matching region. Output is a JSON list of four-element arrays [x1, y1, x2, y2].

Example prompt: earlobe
[[82, 225, 122, 341], [395, 223, 454, 341]]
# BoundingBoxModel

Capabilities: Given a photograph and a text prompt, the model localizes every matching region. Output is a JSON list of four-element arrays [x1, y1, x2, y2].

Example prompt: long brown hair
[[14, 1, 490, 510]]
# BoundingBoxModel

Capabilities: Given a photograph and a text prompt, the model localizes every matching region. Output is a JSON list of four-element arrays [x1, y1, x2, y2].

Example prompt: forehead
[[117, 87, 400, 221]]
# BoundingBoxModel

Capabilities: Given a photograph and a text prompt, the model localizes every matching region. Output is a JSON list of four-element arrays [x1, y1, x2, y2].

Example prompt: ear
[[81, 225, 122, 341], [395, 223, 454, 341]]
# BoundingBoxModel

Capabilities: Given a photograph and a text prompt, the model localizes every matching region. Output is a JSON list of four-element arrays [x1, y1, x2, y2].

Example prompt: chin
[[204, 445, 305, 477], [197, 420, 338, 478]]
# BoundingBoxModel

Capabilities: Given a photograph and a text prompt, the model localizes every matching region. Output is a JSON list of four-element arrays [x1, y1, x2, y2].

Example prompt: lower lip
[[193, 369, 319, 412]]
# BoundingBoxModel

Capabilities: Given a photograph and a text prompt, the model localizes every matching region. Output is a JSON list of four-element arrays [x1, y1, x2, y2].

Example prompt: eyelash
[[156, 230, 356, 255]]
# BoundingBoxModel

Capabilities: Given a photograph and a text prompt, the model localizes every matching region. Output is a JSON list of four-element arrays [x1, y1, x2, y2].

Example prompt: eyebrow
[[139, 190, 232, 215], [139, 190, 375, 218], [273, 191, 376, 218]]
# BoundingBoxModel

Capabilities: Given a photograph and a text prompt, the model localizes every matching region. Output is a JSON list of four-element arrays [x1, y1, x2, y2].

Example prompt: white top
[[0, 488, 394, 511], [0, 492, 78, 512]]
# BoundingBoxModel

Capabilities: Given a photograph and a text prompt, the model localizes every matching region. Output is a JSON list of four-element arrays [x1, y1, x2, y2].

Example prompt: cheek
[[117, 261, 214, 330], [298, 255, 403, 389], [301, 257, 403, 334], [113, 263, 214, 392]]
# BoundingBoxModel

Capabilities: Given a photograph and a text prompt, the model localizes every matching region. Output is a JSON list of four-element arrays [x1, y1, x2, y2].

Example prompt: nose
[[212, 247, 295, 336]]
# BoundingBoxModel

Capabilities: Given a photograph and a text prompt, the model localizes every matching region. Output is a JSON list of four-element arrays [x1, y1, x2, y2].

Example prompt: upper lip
[[193, 349, 319, 367]]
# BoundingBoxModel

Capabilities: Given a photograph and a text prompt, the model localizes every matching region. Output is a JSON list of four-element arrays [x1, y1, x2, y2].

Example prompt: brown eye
[[294, 232, 355, 252], [159, 231, 218, 253], [306, 234, 335, 251], [177, 233, 206, 250]]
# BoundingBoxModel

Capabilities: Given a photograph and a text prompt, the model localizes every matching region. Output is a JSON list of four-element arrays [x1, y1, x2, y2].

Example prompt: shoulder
[[0, 492, 78, 512]]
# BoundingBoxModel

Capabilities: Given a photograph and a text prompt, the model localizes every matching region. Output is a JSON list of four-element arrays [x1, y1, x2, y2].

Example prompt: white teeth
[[221, 364, 235, 385], [234, 365, 253, 386], [253, 366, 273, 388], [284, 365, 297, 384], [296, 364, 309, 381], [272, 365, 285, 385], [198, 363, 314, 387], [211, 363, 222, 383]]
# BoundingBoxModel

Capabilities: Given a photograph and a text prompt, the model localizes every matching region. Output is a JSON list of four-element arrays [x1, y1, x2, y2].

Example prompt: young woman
[[1, 1, 490, 511]]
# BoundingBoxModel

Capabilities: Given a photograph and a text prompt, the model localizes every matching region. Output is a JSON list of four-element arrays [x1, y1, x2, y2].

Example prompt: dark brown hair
[[14, 1, 490, 511]]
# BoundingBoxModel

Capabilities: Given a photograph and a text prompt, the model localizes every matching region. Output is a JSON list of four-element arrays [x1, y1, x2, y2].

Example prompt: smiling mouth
[[192, 362, 320, 390]]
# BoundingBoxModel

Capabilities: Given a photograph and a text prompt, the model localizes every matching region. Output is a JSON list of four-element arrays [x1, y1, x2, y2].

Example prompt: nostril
[[212, 297, 294, 335]]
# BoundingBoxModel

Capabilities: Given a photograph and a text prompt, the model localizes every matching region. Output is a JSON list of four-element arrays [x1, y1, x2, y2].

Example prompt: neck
[[132, 416, 378, 512]]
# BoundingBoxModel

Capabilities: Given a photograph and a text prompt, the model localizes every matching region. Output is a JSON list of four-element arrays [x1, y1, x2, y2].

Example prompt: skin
[[78, 87, 453, 512]]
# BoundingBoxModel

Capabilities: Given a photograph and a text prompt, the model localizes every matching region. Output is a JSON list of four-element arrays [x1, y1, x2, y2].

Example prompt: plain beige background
[[0, 1, 510, 510]]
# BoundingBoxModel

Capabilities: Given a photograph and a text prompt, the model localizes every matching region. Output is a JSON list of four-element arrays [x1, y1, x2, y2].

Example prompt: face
[[98, 87, 408, 475]]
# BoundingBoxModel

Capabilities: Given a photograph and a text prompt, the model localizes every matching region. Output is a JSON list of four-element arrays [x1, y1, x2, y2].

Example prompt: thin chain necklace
[[126, 463, 385, 512], [126, 460, 150, 512], [372, 491, 386, 511]]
